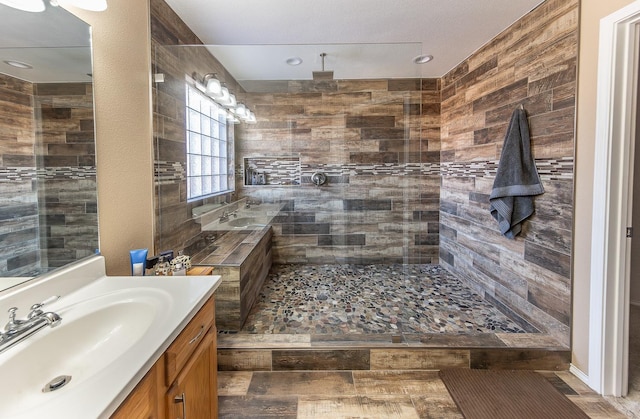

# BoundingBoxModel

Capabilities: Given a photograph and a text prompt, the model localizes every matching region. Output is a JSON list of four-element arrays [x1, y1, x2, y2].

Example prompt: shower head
[[312, 52, 334, 80]]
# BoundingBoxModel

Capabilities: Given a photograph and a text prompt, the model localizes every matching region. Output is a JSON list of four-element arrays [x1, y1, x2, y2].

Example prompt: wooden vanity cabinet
[[166, 332, 217, 418], [110, 362, 163, 418], [110, 296, 217, 419]]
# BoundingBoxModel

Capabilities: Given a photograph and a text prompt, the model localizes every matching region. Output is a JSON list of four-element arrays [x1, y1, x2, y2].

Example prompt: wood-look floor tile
[[495, 333, 567, 349], [536, 371, 579, 395], [247, 371, 355, 396], [554, 371, 600, 395], [297, 395, 419, 419], [218, 371, 253, 396], [566, 395, 628, 419], [218, 395, 298, 418], [352, 370, 446, 395], [411, 394, 464, 419]]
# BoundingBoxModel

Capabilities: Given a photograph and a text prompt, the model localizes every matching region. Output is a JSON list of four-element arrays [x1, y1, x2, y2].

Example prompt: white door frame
[[589, 1, 640, 397]]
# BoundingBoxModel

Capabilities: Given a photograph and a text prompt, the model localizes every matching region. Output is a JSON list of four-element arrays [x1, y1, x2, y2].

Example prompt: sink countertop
[[191, 226, 272, 267], [0, 255, 222, 419]]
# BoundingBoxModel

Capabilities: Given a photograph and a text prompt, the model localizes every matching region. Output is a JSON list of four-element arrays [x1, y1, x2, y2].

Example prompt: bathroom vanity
[[0, 256, 222, 418], [112, 293, 217, 418]]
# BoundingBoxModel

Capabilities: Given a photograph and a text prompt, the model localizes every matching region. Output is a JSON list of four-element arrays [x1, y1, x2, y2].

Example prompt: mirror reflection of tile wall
[[0, 75, 97, 276]]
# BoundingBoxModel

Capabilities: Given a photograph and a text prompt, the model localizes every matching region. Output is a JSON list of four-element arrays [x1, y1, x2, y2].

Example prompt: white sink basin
[[0, 288, 170, 418], [0, 256, 222, 419], [227, 217, 267, 228]]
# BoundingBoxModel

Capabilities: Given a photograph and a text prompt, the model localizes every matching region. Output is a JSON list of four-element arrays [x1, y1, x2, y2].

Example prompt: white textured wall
[[573, 0, 637, 375], [65, 0, 155, 275]]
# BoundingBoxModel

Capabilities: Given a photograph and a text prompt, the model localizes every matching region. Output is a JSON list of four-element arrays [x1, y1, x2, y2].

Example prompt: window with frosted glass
[[185, 84, 234, 201]]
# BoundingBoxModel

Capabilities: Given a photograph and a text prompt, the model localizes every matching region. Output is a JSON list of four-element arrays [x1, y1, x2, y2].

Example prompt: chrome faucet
[[219, 210, 238, 223], [0, 296, 61, 354]]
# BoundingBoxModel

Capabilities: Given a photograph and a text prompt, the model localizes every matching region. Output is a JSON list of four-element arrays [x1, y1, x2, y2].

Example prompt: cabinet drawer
[[165, 297, 215, 386]]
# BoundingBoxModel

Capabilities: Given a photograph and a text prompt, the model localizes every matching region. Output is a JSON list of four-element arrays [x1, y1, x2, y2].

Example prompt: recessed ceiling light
[[413, 54, 434, 64], [3, 60, 33, 69], [286, 57, 303, 66]]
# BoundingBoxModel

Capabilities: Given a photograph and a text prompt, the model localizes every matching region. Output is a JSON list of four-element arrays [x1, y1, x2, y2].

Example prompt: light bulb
[[235, 103, 247, 118], [206, 77, 222, 97]]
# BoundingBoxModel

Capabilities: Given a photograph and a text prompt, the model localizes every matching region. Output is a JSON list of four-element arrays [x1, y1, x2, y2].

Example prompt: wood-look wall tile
[[370, 349, 469, 370], [273, 350, 370, 371], [218, 349, 273, 371], [439, 0, 577, 345]]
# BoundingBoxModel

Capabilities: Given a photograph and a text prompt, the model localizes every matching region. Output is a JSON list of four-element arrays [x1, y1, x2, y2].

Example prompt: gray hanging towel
[[489, 107, 544, 239]]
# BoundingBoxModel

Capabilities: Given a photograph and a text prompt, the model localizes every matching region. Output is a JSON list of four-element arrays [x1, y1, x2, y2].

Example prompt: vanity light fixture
[[0, 0, 46, 12], [195, 72, 256, 124], [413, 54, 434, 64], [3, 60, 33, 69], [203, 73, 222, 97]]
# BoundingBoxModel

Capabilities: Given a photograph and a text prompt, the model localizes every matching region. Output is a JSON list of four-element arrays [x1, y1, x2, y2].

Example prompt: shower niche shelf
[[243, 156, 301, 186]]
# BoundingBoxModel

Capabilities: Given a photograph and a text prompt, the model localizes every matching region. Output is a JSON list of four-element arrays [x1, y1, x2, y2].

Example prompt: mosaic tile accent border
[[0, 167, 36, 182], [154, 157, 574, 185], [155, 160, 186, 185], [301, 162, 442, 178], [38, 167, 96, 180], [441, 157, 574, 181], [0, 166, 97, 181]]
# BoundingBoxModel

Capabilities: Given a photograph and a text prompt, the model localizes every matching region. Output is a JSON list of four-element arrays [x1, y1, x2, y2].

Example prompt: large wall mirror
[[0, 4, 97, 291]]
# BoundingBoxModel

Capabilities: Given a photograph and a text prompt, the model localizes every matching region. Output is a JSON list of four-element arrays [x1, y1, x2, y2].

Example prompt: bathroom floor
[[239, 264, 531, 335], [218, 369, 626, 418]]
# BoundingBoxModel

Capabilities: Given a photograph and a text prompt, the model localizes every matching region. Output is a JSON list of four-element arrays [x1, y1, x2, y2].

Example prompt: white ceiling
[[164, 0, 546, 83], [0, 4, 92, 83]]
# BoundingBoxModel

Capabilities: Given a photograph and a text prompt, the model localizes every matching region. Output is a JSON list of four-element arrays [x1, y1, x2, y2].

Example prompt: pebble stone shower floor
[[239, 264, 529, 335]]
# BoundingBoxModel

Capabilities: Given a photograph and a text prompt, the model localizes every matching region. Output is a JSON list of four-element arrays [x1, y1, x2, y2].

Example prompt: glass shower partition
[[153, 42, 441, 337]]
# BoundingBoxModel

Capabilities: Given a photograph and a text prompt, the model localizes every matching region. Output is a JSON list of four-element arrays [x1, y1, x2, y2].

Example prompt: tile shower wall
[[34, 82, 97, 269], [0, 75, 96, 275], [237, 78, 441, 264], [150, 0, 242, 254], [0, 74, 39, 275], [439, 0, 578, 346], [150, 0, 440, 262], [150, 0, 576, 345]]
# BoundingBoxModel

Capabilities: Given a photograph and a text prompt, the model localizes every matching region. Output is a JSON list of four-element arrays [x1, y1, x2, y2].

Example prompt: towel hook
[[518, 104, 524, 110]]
